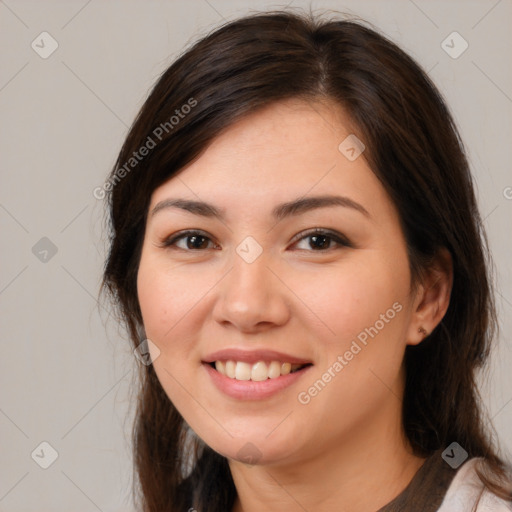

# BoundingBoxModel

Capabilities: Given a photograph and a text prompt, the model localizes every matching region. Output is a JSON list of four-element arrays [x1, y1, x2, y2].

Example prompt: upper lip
[[202, 348, 312, 365]]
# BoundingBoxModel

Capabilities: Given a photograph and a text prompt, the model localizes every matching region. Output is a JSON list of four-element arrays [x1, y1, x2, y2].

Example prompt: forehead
[[183, 99, 353, 179], [149, 99, 389, 220]]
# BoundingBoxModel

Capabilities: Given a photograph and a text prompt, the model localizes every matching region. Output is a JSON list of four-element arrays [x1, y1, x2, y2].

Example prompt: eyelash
[[159, 228, 352, 252]]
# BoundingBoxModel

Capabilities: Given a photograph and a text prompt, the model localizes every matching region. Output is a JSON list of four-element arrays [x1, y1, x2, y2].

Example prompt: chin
[[205, 433, 300, 468]]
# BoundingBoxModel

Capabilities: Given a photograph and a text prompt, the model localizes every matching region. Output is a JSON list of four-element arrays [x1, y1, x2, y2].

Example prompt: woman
[[102, 10, 512, 512]]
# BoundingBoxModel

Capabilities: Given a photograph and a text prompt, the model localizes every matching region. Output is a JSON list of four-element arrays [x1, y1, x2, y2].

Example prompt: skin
[[136, 98, 452, 512]]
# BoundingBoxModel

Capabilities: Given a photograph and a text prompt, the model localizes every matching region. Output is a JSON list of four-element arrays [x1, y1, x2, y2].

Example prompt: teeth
[[214, 360, 305, 380], [235, 361, 251, 381], [251, 361, 269, 381], [268, 361, 282, 379], [225, 360, 236, 378]]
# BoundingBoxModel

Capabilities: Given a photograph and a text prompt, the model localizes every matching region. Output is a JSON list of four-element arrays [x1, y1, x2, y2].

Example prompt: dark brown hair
[[101, 10, 512, 512]]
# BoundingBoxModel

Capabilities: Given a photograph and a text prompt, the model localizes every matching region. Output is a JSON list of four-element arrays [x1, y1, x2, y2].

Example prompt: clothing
[[378, 451, 511, 512], [378, 449, 458, 512], [437, 458, 512, 511]]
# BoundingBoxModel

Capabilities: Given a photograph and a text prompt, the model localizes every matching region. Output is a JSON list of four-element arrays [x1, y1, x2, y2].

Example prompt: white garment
[[437, 458, 512, 511]]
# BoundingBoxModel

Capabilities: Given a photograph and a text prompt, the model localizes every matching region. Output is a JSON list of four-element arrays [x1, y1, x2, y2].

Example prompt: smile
[[211, 360, 310, 381], [203, 361, 313, 400]]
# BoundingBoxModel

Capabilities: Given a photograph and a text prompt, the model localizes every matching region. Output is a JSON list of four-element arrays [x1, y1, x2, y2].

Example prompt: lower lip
[[202, 363, 313, 400]]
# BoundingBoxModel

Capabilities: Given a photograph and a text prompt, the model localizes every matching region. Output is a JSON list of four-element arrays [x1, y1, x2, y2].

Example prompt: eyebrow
[[151, 194, 371, 221]]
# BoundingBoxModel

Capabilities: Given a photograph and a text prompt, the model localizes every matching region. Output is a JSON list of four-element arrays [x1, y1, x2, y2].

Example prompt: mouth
[[206, 360, 313, 381], [202, 360, 313, 400], [201, 348, 314, 399]]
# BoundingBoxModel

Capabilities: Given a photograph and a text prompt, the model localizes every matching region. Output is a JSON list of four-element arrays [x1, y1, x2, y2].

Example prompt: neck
[[229, 391, 425, 512]]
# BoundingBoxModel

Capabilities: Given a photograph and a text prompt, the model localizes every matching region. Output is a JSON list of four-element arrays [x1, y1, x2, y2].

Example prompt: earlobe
[[418, 326, 428, 337], [407, 248, 453, 346]]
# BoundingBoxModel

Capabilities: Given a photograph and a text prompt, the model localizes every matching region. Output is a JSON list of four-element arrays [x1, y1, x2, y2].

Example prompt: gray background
[[0, 0, 511, 510]]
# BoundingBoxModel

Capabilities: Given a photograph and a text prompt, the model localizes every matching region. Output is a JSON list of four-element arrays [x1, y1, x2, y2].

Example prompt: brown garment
[[377, 449, 458, 512]]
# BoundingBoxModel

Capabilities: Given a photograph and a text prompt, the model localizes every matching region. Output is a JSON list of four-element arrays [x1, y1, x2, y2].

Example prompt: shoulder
[[437, 458, 512, 512]]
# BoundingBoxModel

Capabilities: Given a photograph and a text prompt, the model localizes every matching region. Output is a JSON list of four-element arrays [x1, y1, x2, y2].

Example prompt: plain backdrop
[[1, 0, 511, 510]]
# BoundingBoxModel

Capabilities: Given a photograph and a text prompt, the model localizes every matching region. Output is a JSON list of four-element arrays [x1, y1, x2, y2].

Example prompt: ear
[[406, 248, 453, 346]]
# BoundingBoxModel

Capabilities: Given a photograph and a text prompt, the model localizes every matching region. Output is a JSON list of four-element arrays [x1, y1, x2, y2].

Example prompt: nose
[[212, 248, 290, 333]]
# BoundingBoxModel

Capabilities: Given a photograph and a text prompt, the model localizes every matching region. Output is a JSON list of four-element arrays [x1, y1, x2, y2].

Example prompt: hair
[[101, 10, 512, 512]]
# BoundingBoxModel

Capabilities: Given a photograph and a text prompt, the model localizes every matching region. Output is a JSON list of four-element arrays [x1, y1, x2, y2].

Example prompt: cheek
[[137, 254, 188, 342], [136, 256, 203, 404], [136, 253, 219, 355], [137, 264, 171, 336], [292, 256, 409, 344], [293, 262, 409, 431]]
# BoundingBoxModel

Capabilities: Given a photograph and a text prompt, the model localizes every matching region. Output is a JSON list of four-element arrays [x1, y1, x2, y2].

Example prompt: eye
[[159, 228, 352, 252], [160, 230, 218, 251], [291, 228, 352, 251]]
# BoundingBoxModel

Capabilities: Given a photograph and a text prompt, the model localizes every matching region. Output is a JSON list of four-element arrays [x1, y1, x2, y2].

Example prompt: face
[[137, 99, 420, 467]]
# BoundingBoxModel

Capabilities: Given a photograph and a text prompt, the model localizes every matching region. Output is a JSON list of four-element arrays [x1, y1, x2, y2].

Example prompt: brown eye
[[292, 228, 352, 251], [162, 230, 217, 251]]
